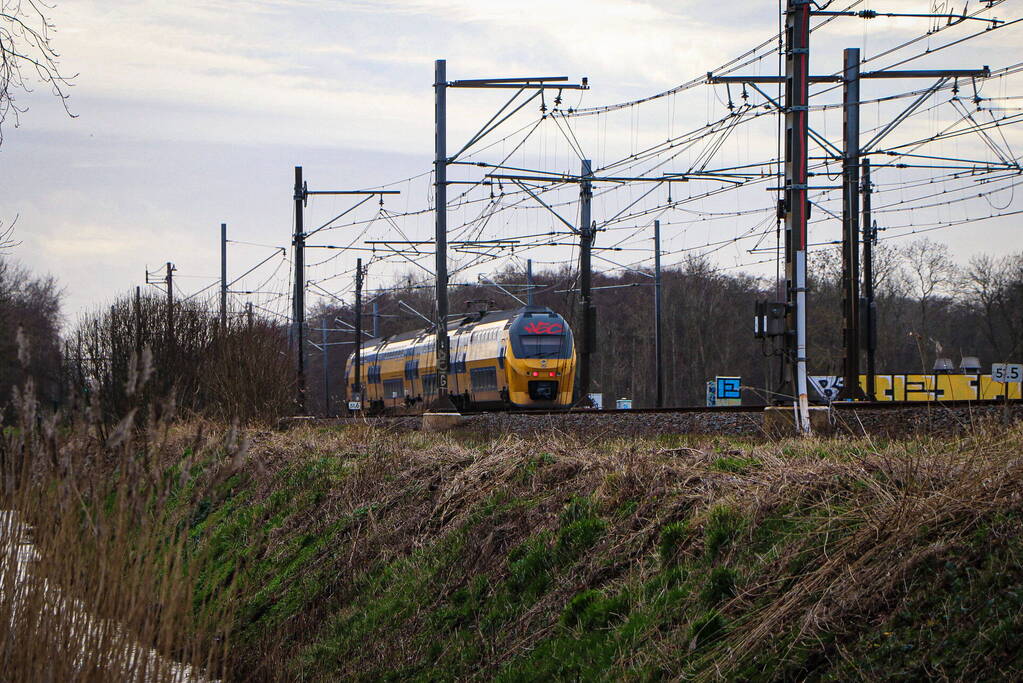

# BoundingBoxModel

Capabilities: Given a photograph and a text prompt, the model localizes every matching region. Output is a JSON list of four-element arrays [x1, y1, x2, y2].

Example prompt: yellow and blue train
[[345, 306, 576, 413]]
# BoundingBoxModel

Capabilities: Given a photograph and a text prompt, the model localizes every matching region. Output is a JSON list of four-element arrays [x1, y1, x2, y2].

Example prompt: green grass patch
[[704, 504, 745, 561], [711, 455, 760, 474]]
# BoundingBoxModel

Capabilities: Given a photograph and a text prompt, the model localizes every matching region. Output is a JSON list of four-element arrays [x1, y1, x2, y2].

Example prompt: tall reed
[[0, 349, 237, 682]]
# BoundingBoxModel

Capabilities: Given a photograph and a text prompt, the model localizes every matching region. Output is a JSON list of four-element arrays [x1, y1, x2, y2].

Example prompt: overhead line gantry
[[291, 166, 399, 414], [710, 0, 996, 430], [432, 60, 588, 411]]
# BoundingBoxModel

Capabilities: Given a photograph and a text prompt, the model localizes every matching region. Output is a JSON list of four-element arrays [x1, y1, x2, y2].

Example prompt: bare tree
[[901, 238, 954, 350], [870, 242, 907, 298], [961, 253, 1009, 355], [1, 0, 75, 142], [0, 256, 62, 415]]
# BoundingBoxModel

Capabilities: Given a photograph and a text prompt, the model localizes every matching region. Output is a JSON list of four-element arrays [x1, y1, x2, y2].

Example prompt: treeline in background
[[2, 236, 1022, 422]]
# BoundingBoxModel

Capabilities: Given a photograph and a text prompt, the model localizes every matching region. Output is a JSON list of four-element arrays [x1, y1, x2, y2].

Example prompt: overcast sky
[[3, 0, 1022, 323]]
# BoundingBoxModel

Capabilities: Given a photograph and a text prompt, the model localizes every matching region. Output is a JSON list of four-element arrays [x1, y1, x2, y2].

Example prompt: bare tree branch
[[0, 215, 21, 253], [1, 0, 76, 144]]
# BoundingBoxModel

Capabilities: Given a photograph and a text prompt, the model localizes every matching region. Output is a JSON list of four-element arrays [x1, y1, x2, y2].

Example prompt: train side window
[[382, 379, 404, 399], [471, 367, 498, 392]]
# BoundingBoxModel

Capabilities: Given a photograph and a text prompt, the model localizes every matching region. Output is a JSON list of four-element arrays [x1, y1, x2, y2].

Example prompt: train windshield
[[509, 308, 574, 359], [520, 335, 563, 357]]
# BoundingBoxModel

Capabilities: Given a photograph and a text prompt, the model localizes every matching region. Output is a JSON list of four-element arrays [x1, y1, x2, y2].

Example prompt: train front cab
[[504, 307, 575, 408]]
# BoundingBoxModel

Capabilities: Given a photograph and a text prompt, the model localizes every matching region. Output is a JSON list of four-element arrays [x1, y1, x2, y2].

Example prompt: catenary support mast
[[785, 0, 812, 431], [220, 222, 228, 331], [293, 166, 307, 413], [654, 219, 663, 409], [354, 258, 364, 412], [577, 159, 594, 405], [433, 59, 454, 410], [166, 262, 175, 349], [839, 47, 865, 400], [862, 158, 876, 400]]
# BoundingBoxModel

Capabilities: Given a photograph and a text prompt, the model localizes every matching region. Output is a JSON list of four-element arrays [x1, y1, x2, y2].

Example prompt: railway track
[[281, 398, 1023, 438], [459, 398, 1023, 417]]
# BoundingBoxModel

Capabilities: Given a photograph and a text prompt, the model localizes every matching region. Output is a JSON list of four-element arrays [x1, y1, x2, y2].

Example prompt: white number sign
[[348, 401, 362, 411], [991, 363, 1023, 383]]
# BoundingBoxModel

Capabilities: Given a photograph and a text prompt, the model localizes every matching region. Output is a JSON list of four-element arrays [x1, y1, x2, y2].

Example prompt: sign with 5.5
[[992, 363, 1023, 383]]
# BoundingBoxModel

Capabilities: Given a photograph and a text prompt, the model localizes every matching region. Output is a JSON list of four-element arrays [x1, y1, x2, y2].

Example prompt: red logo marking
[[523, 321, 563, 335]]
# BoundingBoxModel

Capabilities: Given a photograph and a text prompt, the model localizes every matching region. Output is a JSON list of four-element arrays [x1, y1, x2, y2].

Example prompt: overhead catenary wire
[[168, 1, 1023, 333]]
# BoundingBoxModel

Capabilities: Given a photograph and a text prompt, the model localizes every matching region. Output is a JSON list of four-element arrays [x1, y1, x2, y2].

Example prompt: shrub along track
[[184, 421, 1023, 680]]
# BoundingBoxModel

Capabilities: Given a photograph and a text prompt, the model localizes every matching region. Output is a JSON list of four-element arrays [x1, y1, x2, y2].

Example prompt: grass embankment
[[177, 424, 1023, 681]]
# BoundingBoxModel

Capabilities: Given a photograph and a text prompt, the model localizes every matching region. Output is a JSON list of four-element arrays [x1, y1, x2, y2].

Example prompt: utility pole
[[246, 302, 254, 332], [526, 259, 534, 306], [839, 47, 865, 400], [293, 166, 306, 413], [291, 165, 398, 415], [862, 158, 877, 400], [220, 222, 228, 331], [353, 258, 364, 412], [577, 159, 595, 405], [165, 262, 175, 349], [654, 219, 663, 408]]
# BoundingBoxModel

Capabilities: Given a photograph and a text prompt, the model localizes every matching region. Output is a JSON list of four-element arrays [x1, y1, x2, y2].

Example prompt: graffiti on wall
[[808, 374, 1023, 402]]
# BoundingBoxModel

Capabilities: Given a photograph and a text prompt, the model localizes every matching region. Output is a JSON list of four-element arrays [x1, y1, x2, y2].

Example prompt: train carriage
[[345, 305, 576, 413]]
